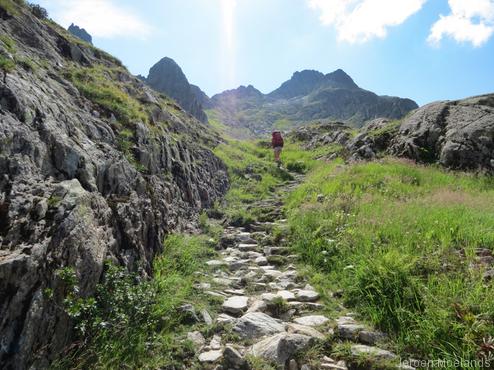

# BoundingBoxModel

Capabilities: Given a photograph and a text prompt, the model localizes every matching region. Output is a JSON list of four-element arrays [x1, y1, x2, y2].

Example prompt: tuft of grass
[[0, 0, 24, 15], [0, 35, 17, 53], [0, 55, 16, 73], [65, 64, 148, 125], [286, 158, 494, 362]]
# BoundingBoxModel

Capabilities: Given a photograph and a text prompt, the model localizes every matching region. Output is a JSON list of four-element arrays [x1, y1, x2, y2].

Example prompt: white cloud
[[308, 0, 427, 43], [428, 0, 494, 47], [38, 0, 152, 39]]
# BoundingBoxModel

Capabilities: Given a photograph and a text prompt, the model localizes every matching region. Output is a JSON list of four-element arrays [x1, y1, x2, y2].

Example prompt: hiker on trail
[[271, 130, 284, 167]]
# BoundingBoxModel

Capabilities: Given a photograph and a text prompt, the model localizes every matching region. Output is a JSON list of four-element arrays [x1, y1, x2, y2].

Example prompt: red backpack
[[272, 131, 284, 147]]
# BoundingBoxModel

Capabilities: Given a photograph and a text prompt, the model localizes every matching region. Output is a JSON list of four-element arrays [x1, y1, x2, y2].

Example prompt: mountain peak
[[68, 23, 93, 45], [324, 69, 358, 89], [268, 69, 324, 99], [145, 57, 208, 123]]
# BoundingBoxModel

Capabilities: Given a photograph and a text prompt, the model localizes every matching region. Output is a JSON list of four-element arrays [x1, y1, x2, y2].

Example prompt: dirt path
[[191, 174, 410, 370]]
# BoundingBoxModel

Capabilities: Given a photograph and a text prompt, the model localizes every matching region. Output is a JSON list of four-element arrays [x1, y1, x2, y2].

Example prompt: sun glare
[[220, 0, 237, 90], [221, 0, 237, 48]]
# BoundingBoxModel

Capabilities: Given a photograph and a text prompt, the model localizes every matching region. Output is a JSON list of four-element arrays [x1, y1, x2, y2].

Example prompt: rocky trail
[[189, 174, 409, 370]]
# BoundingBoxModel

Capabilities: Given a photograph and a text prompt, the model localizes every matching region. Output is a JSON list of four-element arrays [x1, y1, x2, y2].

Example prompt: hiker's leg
[[274, 149, 279, 162]]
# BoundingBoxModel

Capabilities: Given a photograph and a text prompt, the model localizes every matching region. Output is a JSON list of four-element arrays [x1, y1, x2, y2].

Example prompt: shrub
[[28, 2, 47, 19], [54, 235, 215, 369]]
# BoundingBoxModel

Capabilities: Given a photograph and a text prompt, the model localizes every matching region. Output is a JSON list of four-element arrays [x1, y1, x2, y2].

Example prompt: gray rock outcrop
[[390, 94, 494, 171]]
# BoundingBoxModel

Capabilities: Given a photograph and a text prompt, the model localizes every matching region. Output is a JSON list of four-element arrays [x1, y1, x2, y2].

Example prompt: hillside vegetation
[[285, 157, 494, 363]]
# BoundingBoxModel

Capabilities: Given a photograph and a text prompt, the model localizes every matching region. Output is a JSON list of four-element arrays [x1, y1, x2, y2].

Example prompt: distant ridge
[[208, 68, 418, 136], [68, 23, 93, 45]]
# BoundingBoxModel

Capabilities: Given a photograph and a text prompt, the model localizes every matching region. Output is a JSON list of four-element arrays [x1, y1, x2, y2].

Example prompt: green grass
[[0, 56, 15, 74], [285, 158, 494, 362], [0, 35, 16, 53], [53, 234, 219, 369], [65, 64, 148, 125], [0, 0, 24, 15]]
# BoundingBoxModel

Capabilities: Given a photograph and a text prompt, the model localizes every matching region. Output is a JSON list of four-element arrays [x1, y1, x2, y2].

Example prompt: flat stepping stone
[[222, 296, 249, 315], [205, 291, 227, 298], [263, 270, 283, 279], [248, 333, 313, 365], [286, 323, 327, 340], [350, 344, 396, 360], [277, 290, 296, 301], [234, 312, 286, 339], [338, 322, 366, 340], [293, 315, 329, 327], [229, 259, 250, 271], [238, 244, 258, 251], [224, 289, 246, 295], [261, 293, 279, 302], [198, 350, 223, 363], [255, 256, 269, 266], [210, 334, 222, 350], [236, 232, 257, 244], [206, 260, 227, 267], [295, 289, 320, 302], [247, 299, 268, 313], [187, 331, 206, 348], [248, 251, 263, 259], [217, 313, 236, 324], [213, 277, 235, 287]]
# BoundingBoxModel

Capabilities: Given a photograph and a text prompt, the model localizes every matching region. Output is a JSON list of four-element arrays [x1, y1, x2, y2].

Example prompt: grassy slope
[[285, 157, 494, 363]]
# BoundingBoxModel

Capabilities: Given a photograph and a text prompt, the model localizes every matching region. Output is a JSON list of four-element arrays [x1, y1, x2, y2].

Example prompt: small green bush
[[54, 234, 216, 369], [28, 2, 47, 18]]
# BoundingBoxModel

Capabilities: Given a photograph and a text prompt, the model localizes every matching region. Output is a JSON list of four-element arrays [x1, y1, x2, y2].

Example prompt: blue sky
[[38, 0, 494, 106]]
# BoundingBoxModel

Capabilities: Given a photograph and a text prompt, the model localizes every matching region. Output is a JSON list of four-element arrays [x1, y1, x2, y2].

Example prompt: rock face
[[289, 93, 494, 173], [68, 23, 93, 45], [144, 57, 208, 123], [0, 4, 228, 369], [390, 94, 494, 171], [209, 69, 417, 137]]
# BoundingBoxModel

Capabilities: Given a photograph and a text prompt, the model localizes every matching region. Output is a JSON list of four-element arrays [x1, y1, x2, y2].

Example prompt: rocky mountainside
[[0, 2, 228, 368], [209, 69, 418, 137], [142, 57, 208, 123], [290, 93, 494, 172], [67, 23, 92, 45]]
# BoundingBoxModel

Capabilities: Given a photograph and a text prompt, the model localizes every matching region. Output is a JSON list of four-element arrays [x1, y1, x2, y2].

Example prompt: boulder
[[233, 312, 285, 339], [223, 346, 250, 370], [222, 296, 250, 315], [248, 333, 314, 365]]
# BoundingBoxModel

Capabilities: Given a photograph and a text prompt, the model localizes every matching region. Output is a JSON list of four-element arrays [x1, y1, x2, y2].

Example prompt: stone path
[[191, 175, 411, 370]]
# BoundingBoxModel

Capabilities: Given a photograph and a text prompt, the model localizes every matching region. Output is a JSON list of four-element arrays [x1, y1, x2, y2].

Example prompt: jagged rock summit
[[143, 57, 209, 123], [0, 2, 228, 368], [68, 23, 93, 45], [209, 68, 418, 137]]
